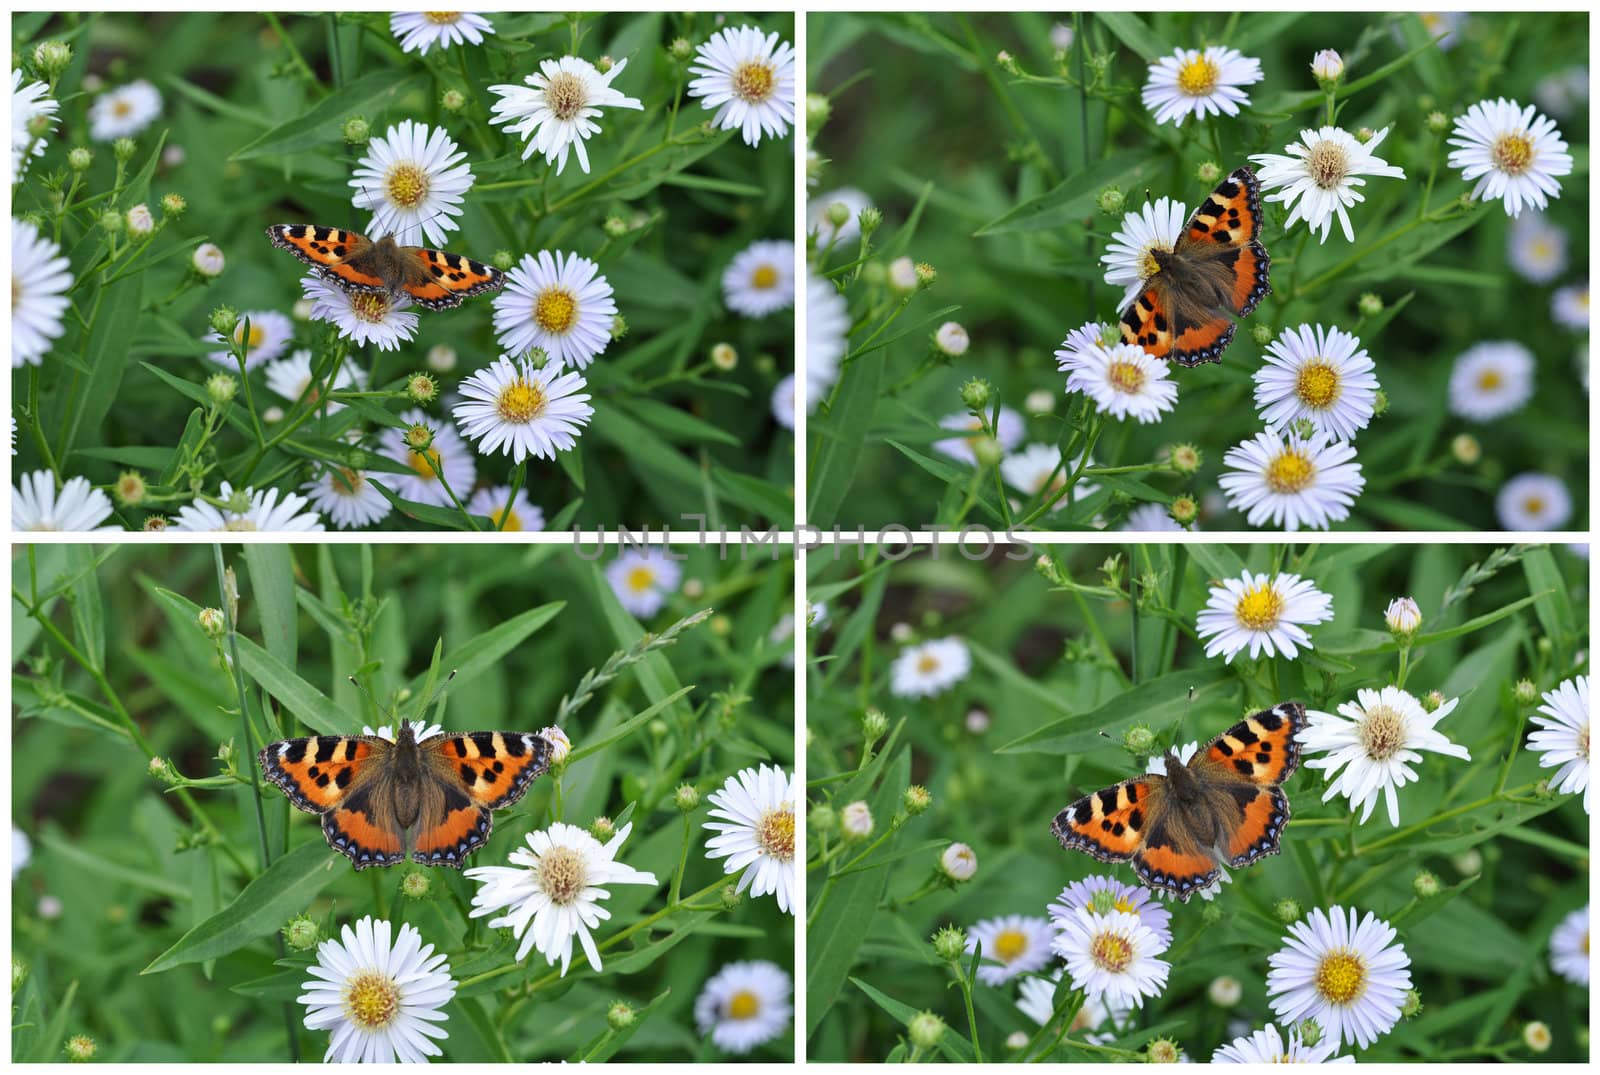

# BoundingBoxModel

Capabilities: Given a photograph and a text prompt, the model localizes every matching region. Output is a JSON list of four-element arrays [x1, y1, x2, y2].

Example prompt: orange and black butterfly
[[260, 721, 554, 870], [266, 224, 505, 310], [1051, 702, 1304, 900], [1118, 166, 1272, 367]]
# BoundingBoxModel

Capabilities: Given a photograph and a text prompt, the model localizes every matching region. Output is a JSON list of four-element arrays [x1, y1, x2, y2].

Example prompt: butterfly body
[[266, 224, 505, 311], [1051, 702, 1304, 900], [1119, 166, 1272, 367], [260, 722, 553, 870]]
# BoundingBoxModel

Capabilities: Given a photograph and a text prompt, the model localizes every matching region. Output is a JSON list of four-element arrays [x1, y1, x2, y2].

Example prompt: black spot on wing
[[470, 732, 497, 755], [1234, 759, 1255, 777], [315, 737, 339, 763], [282, 740, 306, 763]]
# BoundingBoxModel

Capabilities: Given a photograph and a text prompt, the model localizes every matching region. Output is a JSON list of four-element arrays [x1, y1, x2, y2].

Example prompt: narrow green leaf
[[244, 546, 298, 667], [231, 71, 428, 161], [808, 348, 884, 525]]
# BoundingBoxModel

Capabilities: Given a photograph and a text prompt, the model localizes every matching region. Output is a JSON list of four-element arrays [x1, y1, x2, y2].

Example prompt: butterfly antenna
[[347, 674, 391, 725], [1170, 686, 1196, 752], [412, 669, 459, 723]]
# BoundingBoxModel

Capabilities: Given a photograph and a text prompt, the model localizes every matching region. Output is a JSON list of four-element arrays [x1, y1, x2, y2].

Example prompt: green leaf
[[66, 545, 107, 670], [1094, 12, 1171, 61], [808, 348, 885, 525], [400, 602, 564, 703], [63, 275, 144, 463], [611, 397, 740, 448], [244, 546, 298, 667], [573, 988, 673, 1062], [852, 977, 975, 1062], [1521, 547, 1575, 652], [231, 71, 429, 161], [996, 664, 1232, 755], [976, 151, 1164, 236]]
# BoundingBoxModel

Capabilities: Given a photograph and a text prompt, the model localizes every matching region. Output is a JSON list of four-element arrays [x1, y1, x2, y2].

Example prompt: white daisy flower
[[1051, 908, 1171, 1009], [1049, 876, 1173, 948], [806, 269, 849, 409], [390, 11, 494, 54], [350, 120, 474, 248], [488, 55, 643, 175], [1218, 430, 1365, 531], [1250, 126, 1406, 243], [301, 468, 392, 530], [1496, 472, 1572, 530], [11, 218, 72, 367], [453, 355, 593, 463], [1196, 570, 1334, 664], [298, 916, 457, 1063], [1000, 444, 1101, 508], [492, 250, 617, 370], [1101, 198, 1187, 311], [1141, 45, 1263, 127], [1447, 98, 1573, 217], [722, 239, 795, 317], [964, 915, 1055, 985], [1066, 340, 1179, 424], [170, 482, 325, 532], [361, 719, 444, 744], [694, 960, 792, 1055], [1549, 905, 1589, 985], [1507, 213, 1567, 283], [1213, 1023, 1354, 1063], [808, 187, 873, 247], [934, 407, 1024, 465], [889, 637, 971, 699], [940, 842, 978, 881], [1529, 675, 1590, 814], [1416, 11, 1466, 50], [1552, 281, 1588, 330], [688, 25, 796, 147], [605, 548, 684, 618], [302, 275, 418, 352], [1254, 323, 1379, 442], [704, 764, 797, 915], [12, 70, 59, 182], [1017, 971, 1127, 1039], [1122, 502, 1183, 531], [207, 308, 295, 370], [1447, 340, 1535, 420], [771, 373, 796, 430], [13, 471, 118, 532], [378, 409, 477, 509], [1301, 687, 1472, 826], [88, 79, 161, 142], [467, 485, 545, 532], [1266, 906, 1412, 1049], [264, 349, 364, 415], [464, 822, 658, 976]]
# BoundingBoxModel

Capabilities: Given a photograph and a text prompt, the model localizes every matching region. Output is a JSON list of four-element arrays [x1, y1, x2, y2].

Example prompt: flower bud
[[964, 708, 990, 734], [1513, 679, 1539, 706], [161, 192, 187, 218], [33, 40, 73, 78], [115, 470, 146, 507], [210, 305, 238, 336], [1275, 897, 1302, 924], [1195, 160, 1222, 185], [841, 800, 874, 840], [405, 372, 438, 404], [124, 203, 153, 237], [1401, 989, 1423, 1019], [1297, 1020, 1323, 1048], [1167, 443, 1201, 475], [1452, 848, 1483, 876], [1207, 975, 1242, 1007], [931, 924, 965, 962], [904, 785, 932, 814], [205, 372, 237, 405], [805, 93, 832, 135], [1385, 596, 1422, 639], [1372, 388, 1389, 417], [1121, 724, 1155, 755], [64, 1034, 96, 1062], [1251, 322, 1273, 346], [935, 322, 969, 357], [1523, 1021, 1552, 1053], [1024, 388, 1055, 415], [68, 146, 92, 171], [590, 816, 616, 841], [539, 725, 571, 765], [112, 136, 136, 162], [1097, 187, 1125, 215], [1413, 870, 1439, 898], [1147, 1038, 1181, 1063], [426, 344, 456, 373], [914, 261, 937, 288], [959, 378, 992, 411], [1426, 110, 1449, 133], [711, 342, 738, 371], [1006, 1030, 1029, 1050], [1357, 292, 1383, 317], [342, 115, 370, 144], [611, 313, 628, 340], [142, 515, 168, 532], [857, 205, 883, 237], [1450, 433, 1481, 465], [440, 87, 466, 112], [1170, 495, 1199, 526], [995, 50, 1021, 76], [99, 208, 124, 234], [824, 200, 851, 230], [887, 255, 919, 294], [13, 955, 28, 991], [908, 1012, 945, 1051], [972, 436, 1003, 469], [401, 870, 431, 899], [809, 802, 837, 835], [940, 842, 977, 881], [668, 37, 693, 61], [1310, 49, 1344, 82], [862, 708, 888, 742], [674, 784, 700, 812]]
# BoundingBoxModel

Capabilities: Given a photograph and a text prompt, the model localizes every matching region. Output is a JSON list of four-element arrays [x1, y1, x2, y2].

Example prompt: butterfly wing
[[1052, 777, 1163, 862], [1189, 701, 1305, 870], [1178, 167, 1272, 318], [322, 780, 410, 870], [408, 732, 555, 868], [1131, 837, 1222, 898], [266, 225, 391, 294], [259, 734, 387, 814], [400, 248, 506, 310], [1120, 284, 1237, 367]]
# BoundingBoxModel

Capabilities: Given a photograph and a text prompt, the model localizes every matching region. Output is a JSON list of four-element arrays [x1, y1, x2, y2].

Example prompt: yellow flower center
[[727, 989, 761, 1021], [384, 163, 431, 210], [534, 287, 579, 335], [1531, 238, 1552, 259], [223, 517, 259, 532], [756, 806, 795, 861], [1089, 930, 1134, 973], [1140, 244, 1170, 278], [732, 60, 776, 104], [1296, 359, 1342, 408], [1579, 722, 1590, 761], [12, 275, 21, 309], [751, 264, 779, 289], [233, 322, 267, 350], [1491, 133, 1534, 176], [544, 71, 588, 121], [342, 970, 402, 1031], [1112, 897, 1136, 914], [113, 99, 132, 118], [1106, 357, 1147, 395], [1306, 139, 1351, 190], [1234, 583, 1285, 630], [330, 468, 364, 496], [492, 507, 523, 532], [350, 292, 392, 323], [1265, 449, 1315, 494], [993, 928, 1029, 963], [537, 846, 588, 905], [496, 378, 547, 424], [1314, 950, 1368, 1006], [1476, 369, 1503, 391], [1522, 495, 1546, 516], [424, 11, 461, 24], [1176, 56, 1219, 97], [625, 565, 656, 593], [917, 653, 941, 675], [1357, 703, 1407, 760], [408, 448, 443, 480]]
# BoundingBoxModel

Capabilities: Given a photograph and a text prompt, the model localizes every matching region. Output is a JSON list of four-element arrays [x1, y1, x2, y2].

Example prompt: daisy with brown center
[[1447, 97, 1573, 217], [1065, 339, 1179, 424], [1528, 675, 1590, 814], [1507, 211, 1568, 283], [302, 275, 419, 352], [688, 25, 796, 147], [301, 466, 392, 530], [1051, 908, 1171, 1009], [1266, 905, 1412, 1049], [1141, 45, 1262, 127], [1251, 125, 1405, 243], [704, 764, 797, 915], [1301, 686, 1471, 826], [489, 55, 642, 175], [389, 11, 494, 55], [298, 916, 457, 1063], [350, 119, 474, 248], [452, 354, 594, 464], [1254, 323, 1379, 442], [169, 481, 324, 532], [693, 960, 793, 1055], [1213, 1023, 1353, 1063], [493, 250, 617, 370], [465, 821, 656, 976], [1195, 569, 1334, 664], [1218, 430, 1365, 531]]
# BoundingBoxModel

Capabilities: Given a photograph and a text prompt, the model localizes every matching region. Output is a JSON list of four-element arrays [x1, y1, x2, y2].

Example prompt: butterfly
[[266, 224, 505, 310], [259, 721, 554, 870], [1051, 702, 1305, 901], [1118, 166, 1272, 367]]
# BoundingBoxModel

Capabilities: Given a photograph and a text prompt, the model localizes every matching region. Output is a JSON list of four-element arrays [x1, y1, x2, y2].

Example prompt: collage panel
[[11, 10, 796, 534], [804, 541, 1589, 1061], [11, 543, 796, 1061], [804, 11, 1589, 533]]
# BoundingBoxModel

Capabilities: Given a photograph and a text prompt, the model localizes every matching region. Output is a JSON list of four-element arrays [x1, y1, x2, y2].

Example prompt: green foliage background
[[12, 543, 795, 1061], [806, 12, 1589, 531], [805, 542, 1588, 1061]]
